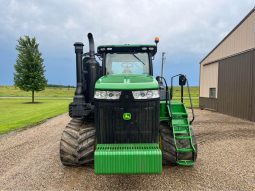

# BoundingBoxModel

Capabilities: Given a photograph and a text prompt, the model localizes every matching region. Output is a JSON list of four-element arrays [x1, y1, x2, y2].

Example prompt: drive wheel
[[160, 122, 197, 165], [60, 118, 96, 166]]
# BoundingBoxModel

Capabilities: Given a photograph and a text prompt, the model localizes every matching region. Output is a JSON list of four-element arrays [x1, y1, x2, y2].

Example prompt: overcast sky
[[0, 0, 254, 86]]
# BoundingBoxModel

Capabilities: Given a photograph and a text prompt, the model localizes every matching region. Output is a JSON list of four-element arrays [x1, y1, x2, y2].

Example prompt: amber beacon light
[[154, 36, 160, 44]]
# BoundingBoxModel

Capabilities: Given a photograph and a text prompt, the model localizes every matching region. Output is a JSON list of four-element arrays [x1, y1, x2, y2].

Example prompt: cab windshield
[[105, 53, 149, 75]]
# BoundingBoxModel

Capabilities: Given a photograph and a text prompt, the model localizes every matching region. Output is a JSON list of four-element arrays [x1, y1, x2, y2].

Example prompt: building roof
[[200, 7, 255, 64]]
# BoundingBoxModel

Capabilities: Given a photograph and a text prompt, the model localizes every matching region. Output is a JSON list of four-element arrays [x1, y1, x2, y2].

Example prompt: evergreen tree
[[14, 36, 47, 103]]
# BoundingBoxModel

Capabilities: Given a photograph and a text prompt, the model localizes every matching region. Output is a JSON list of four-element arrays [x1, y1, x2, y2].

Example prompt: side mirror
[[179, 75, 187, 86], [156, 76, 164, 88], [156, 76, 161, 82]]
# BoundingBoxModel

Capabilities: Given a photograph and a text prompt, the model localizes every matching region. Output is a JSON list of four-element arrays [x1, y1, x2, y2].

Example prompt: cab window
[[105, 53, 149, 75]]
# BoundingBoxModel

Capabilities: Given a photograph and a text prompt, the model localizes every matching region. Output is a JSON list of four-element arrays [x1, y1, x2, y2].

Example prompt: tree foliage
[[14, 36, 47, 102]]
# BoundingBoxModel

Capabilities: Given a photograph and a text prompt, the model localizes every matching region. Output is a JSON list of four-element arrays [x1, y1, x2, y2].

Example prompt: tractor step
[[177, 160, 194, 166], [172, 112, 188, 118], [170, 102, 196, 166], [176, 148, 193, 152], [173, 125, 189, 134], [172, 118, 189, 126], [175, 135, 191, 139], [94, 144, 162, 174]]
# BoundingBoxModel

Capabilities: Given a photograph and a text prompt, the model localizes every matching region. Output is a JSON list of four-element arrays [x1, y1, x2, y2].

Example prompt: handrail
[[170, 74, 182, 100], [157, 76, 172, 119], [186, 79, 195, 124]]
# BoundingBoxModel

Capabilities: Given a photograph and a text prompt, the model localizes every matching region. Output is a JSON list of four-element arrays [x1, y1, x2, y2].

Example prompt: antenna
[[161, 52, 166, 78]]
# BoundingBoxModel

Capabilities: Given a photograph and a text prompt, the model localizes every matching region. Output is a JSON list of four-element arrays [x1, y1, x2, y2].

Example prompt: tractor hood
[[95, 74, 159, 90]]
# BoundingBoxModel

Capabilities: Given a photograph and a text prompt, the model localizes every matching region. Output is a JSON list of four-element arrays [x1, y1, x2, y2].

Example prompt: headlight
[[132, 90, 159, 99], [94, 91, 121, 100]]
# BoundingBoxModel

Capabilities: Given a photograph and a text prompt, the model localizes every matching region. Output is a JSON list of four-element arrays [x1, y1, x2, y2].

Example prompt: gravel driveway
[[0, 110, 254, 190]]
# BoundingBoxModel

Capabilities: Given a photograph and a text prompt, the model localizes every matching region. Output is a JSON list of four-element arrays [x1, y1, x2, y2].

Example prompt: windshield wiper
[[132, 53, 145, 65]]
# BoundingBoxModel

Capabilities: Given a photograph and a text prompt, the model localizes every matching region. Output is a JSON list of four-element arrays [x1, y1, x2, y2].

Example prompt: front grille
[[95, 91, 160, 143]]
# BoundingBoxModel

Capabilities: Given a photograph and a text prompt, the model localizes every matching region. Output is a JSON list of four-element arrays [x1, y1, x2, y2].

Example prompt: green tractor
[[60, 33, 197, 174]]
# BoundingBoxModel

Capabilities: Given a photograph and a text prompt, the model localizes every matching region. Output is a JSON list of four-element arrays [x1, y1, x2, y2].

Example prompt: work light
[[132, 90, 159, 99], [94, 91, 121, 100]]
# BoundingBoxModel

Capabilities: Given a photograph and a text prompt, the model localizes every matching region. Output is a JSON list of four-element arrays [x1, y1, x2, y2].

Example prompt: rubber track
[[60, 118, 96, 166]]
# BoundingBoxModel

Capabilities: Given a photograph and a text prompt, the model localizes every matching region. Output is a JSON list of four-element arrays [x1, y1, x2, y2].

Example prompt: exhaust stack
[[84, 33, 100, 103], [69, 33, 101, 118], [74, 42, 84, 98], [88, 33, 95, 58]]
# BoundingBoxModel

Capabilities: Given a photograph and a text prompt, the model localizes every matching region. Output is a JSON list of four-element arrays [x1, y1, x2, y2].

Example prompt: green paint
[[95, 144, 162, 174], [160, 101, 170, 122], [123, 112, 131, 120], [95, 74, 159, 90]]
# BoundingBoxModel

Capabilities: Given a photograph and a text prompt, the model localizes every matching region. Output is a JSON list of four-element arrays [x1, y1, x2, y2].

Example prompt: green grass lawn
[[0, 98, 71, 134], [171, 86, 199, 98], [0, 86, 74, 134], [167, 86, 199, 108], [0, 86, 75, 98]]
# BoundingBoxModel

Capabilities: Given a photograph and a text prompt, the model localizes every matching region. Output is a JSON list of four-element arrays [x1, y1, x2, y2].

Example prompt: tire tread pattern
[[60, 118, 96, 166]]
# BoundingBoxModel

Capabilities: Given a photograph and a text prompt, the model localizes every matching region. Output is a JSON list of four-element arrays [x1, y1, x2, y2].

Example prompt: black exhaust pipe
[[69, 33, 101, 118], [87, 33, 95, 58], [74, 42, 85, 98], [84, 33, 100, 103], [69, 42, 89, 118]]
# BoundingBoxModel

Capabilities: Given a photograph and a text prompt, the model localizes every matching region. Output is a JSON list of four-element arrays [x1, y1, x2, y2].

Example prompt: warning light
[[154, 37, 160, 44]]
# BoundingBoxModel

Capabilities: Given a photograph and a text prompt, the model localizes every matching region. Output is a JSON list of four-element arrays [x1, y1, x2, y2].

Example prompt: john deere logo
[[123, 113, 131, 120]]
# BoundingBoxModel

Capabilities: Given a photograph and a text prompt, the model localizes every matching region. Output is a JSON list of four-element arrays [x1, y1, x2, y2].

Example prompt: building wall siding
[[202, 10, 255, 65], [200, 62, 218, 97], [217, 50, 253, 120], [200, 50, 255, 121], [252, 50, 255, 121]]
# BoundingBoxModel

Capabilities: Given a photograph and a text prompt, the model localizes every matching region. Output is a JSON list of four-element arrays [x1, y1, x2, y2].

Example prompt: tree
[[14, 36, 47, 103]]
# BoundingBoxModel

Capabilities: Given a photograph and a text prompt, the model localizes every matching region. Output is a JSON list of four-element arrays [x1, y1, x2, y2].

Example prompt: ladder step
[[172, 119, 188, 126], [172, 112, 188, 117], [173, 126, 189, 134], [174, 125, 188, 130], [176, 148, 193, 152], [175, 131, 189, 134], [174, 129, 189, 134], [175, 136, 191, 139], [177, 160, 194, 166]]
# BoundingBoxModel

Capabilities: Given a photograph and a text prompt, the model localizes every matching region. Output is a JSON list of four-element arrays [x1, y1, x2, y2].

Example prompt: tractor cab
[[95, 44, 159, 91], [98, 44, 156, 76]]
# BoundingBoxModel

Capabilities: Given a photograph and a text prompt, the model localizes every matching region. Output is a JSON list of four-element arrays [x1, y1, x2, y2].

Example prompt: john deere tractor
[[60, 33, 197, 174]]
